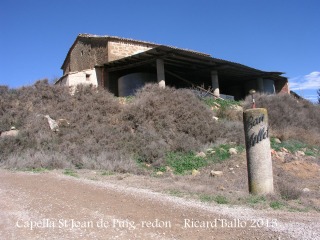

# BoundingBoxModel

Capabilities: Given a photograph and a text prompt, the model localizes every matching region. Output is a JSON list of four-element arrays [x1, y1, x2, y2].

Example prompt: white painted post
[[156, 59, 165, 88], [211, 70, 220, 97], [243, 108, 274, 195]]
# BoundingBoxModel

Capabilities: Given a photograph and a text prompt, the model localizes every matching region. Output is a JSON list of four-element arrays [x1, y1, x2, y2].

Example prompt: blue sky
[[1, 0, 319, 102]]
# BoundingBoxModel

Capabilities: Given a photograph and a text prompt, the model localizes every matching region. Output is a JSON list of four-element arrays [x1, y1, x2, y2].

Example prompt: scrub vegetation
[[243, 93, 320, 146], [0, 80, 243, 171], [1, 80, 320, 211], [1, 80, 319, 171]]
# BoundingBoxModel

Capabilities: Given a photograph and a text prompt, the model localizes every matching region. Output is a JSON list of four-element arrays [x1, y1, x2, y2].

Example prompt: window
[[86, 74, 90, 81]]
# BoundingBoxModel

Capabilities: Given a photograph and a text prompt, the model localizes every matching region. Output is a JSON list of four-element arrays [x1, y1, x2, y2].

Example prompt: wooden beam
[[165, 69, 223, 99], [105, 58, 156, 72]]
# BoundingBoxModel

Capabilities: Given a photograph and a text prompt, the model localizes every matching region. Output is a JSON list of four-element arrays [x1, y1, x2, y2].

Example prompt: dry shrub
[[218, 108, 243, 121], [0, 81, 244, 171], [277, 181, 302, 200], [2, 150, 71, 169], [0, 80, 126, 170], [80, 151, 143, 174], [243, 93, 320, 145], [121, 84, 244, 164]]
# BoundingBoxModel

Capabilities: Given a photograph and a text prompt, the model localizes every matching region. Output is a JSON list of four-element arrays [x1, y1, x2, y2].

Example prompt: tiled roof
[[61, 33, 209, 69], [77, 33, 209, 56], [99, 45, 285, 81]]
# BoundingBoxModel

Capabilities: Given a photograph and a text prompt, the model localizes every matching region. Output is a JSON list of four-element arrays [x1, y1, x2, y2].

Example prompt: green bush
[[165, 152, 208, 174], [271, 138, 319, 156], [270, 201, 286, 210], [214, 195, 229, 204], [202, 98, 243, 121], [206, 144, 244, 163]]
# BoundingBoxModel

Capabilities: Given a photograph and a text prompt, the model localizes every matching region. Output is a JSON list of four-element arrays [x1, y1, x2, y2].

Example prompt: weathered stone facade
[[61, 34, 158, 75], [108, 41, 153, 62], [62, 37, 109, 75]]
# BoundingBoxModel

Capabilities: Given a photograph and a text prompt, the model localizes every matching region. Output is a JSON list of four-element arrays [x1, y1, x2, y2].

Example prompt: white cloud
[[289, 71, 320, 91]]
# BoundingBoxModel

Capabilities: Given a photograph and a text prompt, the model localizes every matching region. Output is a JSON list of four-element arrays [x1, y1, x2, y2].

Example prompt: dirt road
[[0, 170, 319, 240]]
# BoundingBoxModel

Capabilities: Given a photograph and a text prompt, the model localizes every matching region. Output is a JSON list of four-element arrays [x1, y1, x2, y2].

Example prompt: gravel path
[[0, 169, 319, 240]]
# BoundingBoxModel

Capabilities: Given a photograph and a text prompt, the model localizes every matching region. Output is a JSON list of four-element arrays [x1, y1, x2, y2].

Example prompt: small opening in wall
[[81, 50, 84, 56], [86, 74, 90, 81]]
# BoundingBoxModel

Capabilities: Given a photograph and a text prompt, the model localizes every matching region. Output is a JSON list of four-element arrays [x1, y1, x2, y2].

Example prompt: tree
[[318, 89, 320, 104]]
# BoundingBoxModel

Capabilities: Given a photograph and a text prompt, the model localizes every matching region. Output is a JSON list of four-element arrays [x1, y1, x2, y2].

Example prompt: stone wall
[[59, 69, 98, 88], [279, 82, 290, 94], [63, 37, 108, 75], [275, 79, 290, 94], [108, 40, 154, 62], [63, 37, 155, 75]]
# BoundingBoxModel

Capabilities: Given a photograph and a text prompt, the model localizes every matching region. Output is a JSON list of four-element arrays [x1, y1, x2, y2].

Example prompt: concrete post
[[156, 59, 165, 88], [243, 108, 274, 195], [211, 70, 220, 97], [257, 78, 264, 92]]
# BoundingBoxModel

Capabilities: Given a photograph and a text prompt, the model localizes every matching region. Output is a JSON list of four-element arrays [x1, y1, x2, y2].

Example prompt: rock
[[277, 151, 286, 157], [206, 148, 216, 155], [0, 129, 19, 138], [235, 165, 240, 168], [145, 164, 151, 168], [156, 171, 163, 176], [230, 105, 243, 111], [212, 116, 219, 121], [280, 147, 289, 153], [57, 119, 70, 127], [302, 188, 310, 192], [196, 152, 206, 158], [274, 138, 282, 144], [275, 151, 286, 162], [229, 148, 238, 155], [210, 170, 223, 177], [296, 151, 305, 156], [219, 186, 225, 191], [213, 102, 221, 108], [44, 115, 59, 132], [229, 168, 234, 171], [165, 166, 172, 172], [192, 169, 200, 176]]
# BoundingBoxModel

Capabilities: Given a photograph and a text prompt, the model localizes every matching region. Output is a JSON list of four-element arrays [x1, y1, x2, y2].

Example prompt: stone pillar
[[243, 108, 274, 195], [211, 70, 220, 97], [257, 78, 264, 92], [156, 59, 165, 88]]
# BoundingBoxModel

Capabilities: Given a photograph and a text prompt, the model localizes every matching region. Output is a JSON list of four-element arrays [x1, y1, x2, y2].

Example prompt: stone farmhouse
[[56, 33, 289, 100]]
